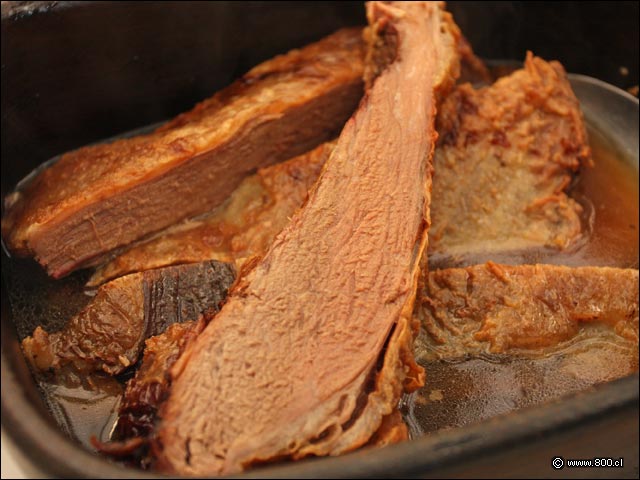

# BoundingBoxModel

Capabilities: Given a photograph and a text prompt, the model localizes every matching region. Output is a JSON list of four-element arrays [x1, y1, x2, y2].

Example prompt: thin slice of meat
[[96, 317, 410, 467], [21, 261, 235, 376], [87, 142, 335, 287], [418, 262, 639, 360], [152, 2, 461, 475], [428, 53, 592, 267], [2, 28, 365, 278], [366, 410, 409, 448]]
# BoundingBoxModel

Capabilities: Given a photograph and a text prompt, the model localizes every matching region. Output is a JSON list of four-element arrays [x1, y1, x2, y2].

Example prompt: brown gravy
[[2, 123, 638, 451]]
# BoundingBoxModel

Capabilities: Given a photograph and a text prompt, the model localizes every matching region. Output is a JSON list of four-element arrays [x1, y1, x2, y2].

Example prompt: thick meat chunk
[[419, 262, 639, 360], [21, 261, 235, 376], [2, 28, 364, 278], [87, 142, 334, 287], [428, 53, 592, 266], [152, 2, 461, 475]]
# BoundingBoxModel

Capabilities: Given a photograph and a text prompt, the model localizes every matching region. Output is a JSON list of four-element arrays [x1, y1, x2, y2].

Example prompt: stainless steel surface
[[569, 74, 640, 168]]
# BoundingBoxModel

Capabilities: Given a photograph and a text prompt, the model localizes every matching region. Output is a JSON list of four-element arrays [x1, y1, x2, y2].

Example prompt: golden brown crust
[[366, 410, 409, 448], [419, 263, 639, 359]]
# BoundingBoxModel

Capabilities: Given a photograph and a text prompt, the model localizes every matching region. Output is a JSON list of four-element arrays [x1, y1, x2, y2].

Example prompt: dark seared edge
[[21, 261, 236, 377]]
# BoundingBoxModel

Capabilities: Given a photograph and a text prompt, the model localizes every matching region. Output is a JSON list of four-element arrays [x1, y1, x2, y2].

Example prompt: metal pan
[[2, 2, 638, 478]]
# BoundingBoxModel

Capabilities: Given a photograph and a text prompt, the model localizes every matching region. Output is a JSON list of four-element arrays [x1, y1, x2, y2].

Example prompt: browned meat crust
[[151, 2, 460, 475], [92, 320, 206, 467], [428, 53, 592, 265], [419, 262, 639, 360], [21, 261, 235, 376], [87, 142, 335, 287], [366, 410, 409, 448], [2, 28, 365, 278]]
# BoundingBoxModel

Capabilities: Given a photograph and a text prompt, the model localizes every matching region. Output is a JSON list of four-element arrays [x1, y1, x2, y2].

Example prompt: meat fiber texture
[[419, 262, 639, 360], [1, 28, 365, 278], [152, 2, 461, 475], [21, 261, 235, 376], [87, 142, 335, 287], [87, 54, 586, 288], [428, 53, 592, 266], [97, 318, 409, 465]]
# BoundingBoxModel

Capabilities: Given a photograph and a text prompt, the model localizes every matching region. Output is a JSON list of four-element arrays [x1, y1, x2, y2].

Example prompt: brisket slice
[[87, 141, 335, 287], [2, 28, 365, 278], [21, 261, 235, 376], [152, 2, 461, 475], [428, 53, 592, 267], [456, 35, 491, 85], [418, 262, 639, 360], [87, 54, 583, 288], [96, 320, 408, 465]]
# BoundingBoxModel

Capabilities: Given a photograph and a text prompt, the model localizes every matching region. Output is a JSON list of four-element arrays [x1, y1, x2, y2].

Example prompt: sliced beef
[[419, 262, 639, 360], [21, 261, 235, 376], [87, 142, 335, 287], [96, 318, 409, 465], [428, 53, 592, 267], [152, 2, 461, 475], [2, 28, 365, 278], [87, 55, 585, 288]]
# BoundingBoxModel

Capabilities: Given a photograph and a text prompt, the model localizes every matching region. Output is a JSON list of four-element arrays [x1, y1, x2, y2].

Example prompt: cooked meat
[[115, 320, 203, 440], [152, 2, 461, 475], [366, 411, 409, 448], [97, 315, 409, 465], [21, 261, 235, 376], [88, 54, 585, 287], [92, 319, 205, 467], [428, 53, 592, 267], [2, 29, 365, 279], [87, 142, 334, 287], [419, 262, 639, 360]]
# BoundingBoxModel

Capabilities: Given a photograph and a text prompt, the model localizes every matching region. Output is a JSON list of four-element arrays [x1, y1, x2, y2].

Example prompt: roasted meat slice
[[428, 53, 592, 266], [21, 261, 235, 376], [412, 262, 638, 432], [152, 2, 461, 475], [2, 28, 365, 278], [87, 141, 334, 287], [88, 53, 586, 287], [419, 262, 639, 359]]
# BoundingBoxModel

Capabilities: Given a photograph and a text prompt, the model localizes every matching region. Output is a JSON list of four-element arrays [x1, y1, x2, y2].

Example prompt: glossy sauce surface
[[409, 124, 639, 435]]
